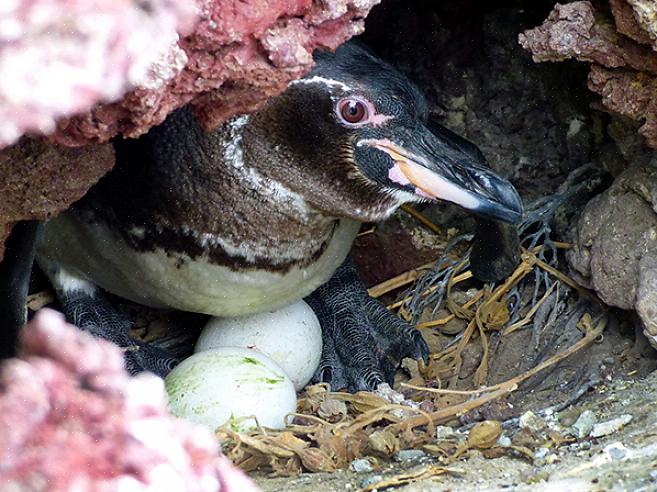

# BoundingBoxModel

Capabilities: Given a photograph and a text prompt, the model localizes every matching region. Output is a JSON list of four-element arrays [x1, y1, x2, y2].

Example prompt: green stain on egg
[[260, 376, 285, 385]]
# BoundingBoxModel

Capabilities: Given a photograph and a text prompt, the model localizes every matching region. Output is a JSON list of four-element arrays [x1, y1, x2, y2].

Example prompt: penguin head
[[245, 41, 523, 224]]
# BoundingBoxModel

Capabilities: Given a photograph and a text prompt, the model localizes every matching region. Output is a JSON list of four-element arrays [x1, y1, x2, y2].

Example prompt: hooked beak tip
[[474, 183, 524, 224]]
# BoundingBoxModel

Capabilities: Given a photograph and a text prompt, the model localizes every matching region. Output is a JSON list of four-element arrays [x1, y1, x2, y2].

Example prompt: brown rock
[[518, 1, 657, 74], [610, 0, 652, 45], [627, 0, 657, 49], [0, 139, 115, 253], [567, 164, 657, 347], [519, 1, 657, 149], [588, 66, 657, 148], [636, 250, 657, 348]]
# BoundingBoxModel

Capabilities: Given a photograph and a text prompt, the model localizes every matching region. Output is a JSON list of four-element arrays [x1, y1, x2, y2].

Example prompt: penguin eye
[[337, 97, 369, 125]]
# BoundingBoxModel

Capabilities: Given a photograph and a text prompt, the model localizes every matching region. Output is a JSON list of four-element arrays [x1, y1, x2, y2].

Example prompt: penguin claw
[[59, 289, 178, 378], [306, 258, 428, 392]]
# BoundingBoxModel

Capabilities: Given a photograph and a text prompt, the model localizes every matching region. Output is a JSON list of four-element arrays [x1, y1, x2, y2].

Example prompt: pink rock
[[0, 309, 260, 492], [50, 0, 381, 146], [0, 0, 197, 149]]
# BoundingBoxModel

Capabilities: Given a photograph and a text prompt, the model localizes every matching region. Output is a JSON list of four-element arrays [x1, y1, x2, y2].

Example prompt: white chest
[[37, 213, 361, 316]]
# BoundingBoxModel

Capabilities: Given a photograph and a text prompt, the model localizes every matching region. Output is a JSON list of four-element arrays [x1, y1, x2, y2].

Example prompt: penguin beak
[[359, 127, 523, 224]]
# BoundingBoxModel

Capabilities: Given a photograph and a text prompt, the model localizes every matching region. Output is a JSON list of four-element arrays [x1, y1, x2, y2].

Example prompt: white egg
[[165, 347, 297, 432], [195, 300, 322, 391]]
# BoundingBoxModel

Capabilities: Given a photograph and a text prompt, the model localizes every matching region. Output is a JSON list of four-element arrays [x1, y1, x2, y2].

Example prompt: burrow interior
[[28, 0, 657, 490]]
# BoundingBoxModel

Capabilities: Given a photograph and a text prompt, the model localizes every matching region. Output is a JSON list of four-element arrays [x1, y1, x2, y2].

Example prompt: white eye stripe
[[289, 76, 352, 92]]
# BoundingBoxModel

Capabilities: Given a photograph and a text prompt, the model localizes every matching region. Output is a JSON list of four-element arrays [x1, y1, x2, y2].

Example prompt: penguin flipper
[[44, 265, 178, 377], [305, 258, 429, 392], [0, 221, 41, 359]]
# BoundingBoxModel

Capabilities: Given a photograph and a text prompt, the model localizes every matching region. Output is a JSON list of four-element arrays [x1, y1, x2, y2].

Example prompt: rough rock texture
[[627, 0, 657, 49], [519, 1, 657, 148], [0, 308, 260, 491], [51, 0, 380, 146], [609, 0, 652, 45], [568, 164, 657, 348], [0, 0, 196, 149], [520, 1, 657, 347], [0, 139, 115, 257]]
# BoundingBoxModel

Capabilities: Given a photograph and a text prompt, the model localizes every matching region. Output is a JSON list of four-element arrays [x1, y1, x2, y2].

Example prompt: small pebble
[[497, 435, 512, 448], [604, 442, 628, 460], [375, 383, 404, 404], [349, 459, 373, 473], [590, 414, 633, 438], [360, 475, 383, 488], [519, 411, 546, 433], [571, 410, 597, 438], [394, 449, 426, 462], [649, 470, 657, 480], [435, 425, 456, 440], [534, 447, 549, 459]]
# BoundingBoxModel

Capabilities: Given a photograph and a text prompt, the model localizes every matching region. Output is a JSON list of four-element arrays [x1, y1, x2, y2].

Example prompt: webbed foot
[[306, 259, 428, 391], [48, 266, 178, 377]]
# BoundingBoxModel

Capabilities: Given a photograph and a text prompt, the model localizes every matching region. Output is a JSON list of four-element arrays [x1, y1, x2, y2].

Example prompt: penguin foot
[[306, 259, 429, 392], [45, 267, 179, 377]]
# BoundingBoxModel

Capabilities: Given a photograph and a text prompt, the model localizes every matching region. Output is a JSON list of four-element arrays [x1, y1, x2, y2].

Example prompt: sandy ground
[[254, 370, 657, 492]]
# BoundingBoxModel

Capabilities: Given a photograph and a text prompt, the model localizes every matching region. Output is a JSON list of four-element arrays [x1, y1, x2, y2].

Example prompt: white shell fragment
[[195, 300, 323, 391], [165, 347, 297, 432], [590, 414, 633, 438]]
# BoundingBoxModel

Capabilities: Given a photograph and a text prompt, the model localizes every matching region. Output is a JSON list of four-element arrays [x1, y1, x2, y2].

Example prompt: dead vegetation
[[216, 168, 613, 488]]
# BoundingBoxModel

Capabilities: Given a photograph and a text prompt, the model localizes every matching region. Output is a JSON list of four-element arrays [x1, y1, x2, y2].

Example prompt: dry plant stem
[[400, 382, 502, 396], [445, 250, 544, 385], [416, 290, 484, 329], [360, 465, 451, 492], [399, 315, 607, 431], [400, 204, 442, 234], [392, 385, 517, 431], [337, 403, 434, 434], [473, 316, 489, 387], [368, 261, 435, 298], [483, 314, 608, 392], [503, 282, 557, 335], [357, 226, 376, 237], [386, 258, 470, 311], [534, 256, 591, 298]]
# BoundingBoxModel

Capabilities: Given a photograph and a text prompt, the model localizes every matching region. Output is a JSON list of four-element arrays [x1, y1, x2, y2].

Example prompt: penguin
[[35, 42, 523, 391]]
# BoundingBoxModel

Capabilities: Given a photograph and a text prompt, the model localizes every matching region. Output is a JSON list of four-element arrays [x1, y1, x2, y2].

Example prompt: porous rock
[[609, 0, 652, 46], [0, 0, 196, 149], [0, 308, 260, 491], [519, 1, 657, 148], [568, 164, 657, 348], [50, 0, 380, 146], [0, 139, 115, 257]]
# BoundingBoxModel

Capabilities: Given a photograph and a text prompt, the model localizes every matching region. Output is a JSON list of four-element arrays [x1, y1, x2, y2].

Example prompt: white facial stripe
[[289, 76, 352, 92]]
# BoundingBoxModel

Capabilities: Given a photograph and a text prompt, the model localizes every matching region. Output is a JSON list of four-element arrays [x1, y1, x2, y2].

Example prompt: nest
[[217, 167, 608, 488]]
